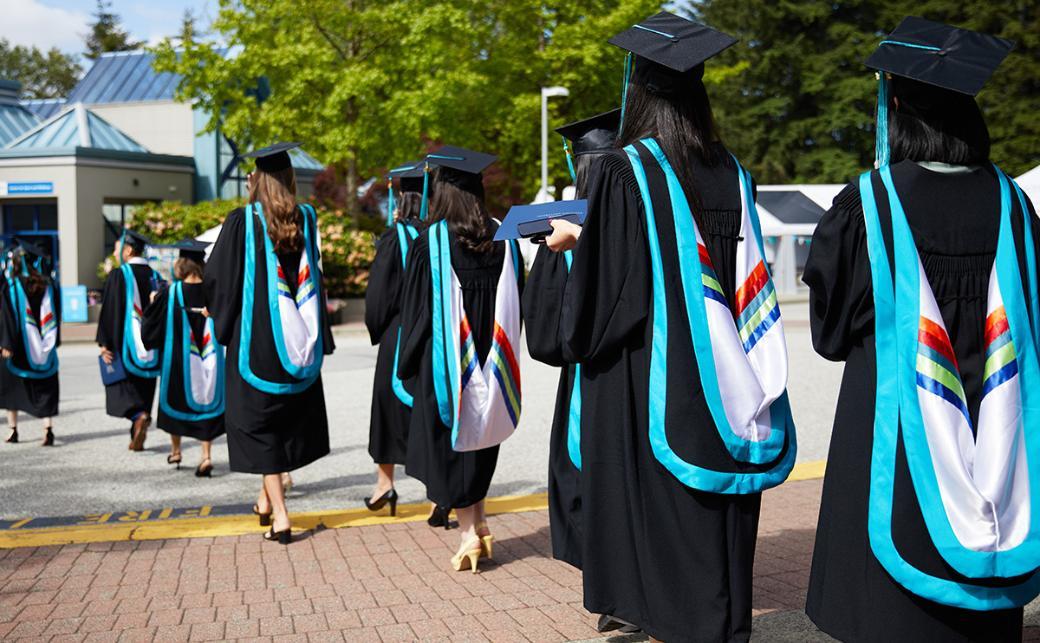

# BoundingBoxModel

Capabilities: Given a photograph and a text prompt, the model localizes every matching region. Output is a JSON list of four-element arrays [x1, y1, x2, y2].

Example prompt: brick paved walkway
[[4, 477, 1033, 642], [0, 479, 824, 642]]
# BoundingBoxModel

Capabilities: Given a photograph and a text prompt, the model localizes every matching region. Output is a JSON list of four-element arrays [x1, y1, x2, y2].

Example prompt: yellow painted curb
[[0, 462, 826, 549], [0, 492, 550, 549]]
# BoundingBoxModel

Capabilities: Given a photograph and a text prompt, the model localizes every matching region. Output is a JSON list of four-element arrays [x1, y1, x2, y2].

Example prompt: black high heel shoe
[[428, 505, 452, 530], [195, 459, 213, 478], [41, 428, 53, 447], [5, 427, 17, 444], [252, 505, 272, 527], [167, 453, 182, 469], [364, 488, 398, 516], [263, 526, 292, 545]]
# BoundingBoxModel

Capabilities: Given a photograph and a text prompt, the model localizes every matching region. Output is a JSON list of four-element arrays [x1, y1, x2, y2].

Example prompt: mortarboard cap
[[175, 238, 210, 263], [389, 160, 425, 194], [494, 200, 588, 241], [866, 17, 1013, 96], [15, 238, 49, 259], [425, 145, 497, 198], [556, 109, 620, 156], [242, 141, 302, 172], [122, 229, 151, 252], [609, 11, 737, 74]]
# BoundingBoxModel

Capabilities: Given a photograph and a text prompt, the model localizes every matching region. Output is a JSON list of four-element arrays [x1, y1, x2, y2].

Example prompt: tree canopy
[[0, 39, 81, 99], [152, 0, 1039, 213]]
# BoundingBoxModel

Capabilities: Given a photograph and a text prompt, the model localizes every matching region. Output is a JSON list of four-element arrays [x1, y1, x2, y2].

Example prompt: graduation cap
[[242, 141, 302, 172], [867, 17, 1013, 166], [121, 229, 151, 253], [15, 238, 49, 259], [557, 109, 620, 156], [175, 238, 210, 263], [418, 145, 498, 220], [609, 11, 737, 74], [389, 160, 425, 194], [866, 17, 1013, 96], [610, 12, 737, 122]]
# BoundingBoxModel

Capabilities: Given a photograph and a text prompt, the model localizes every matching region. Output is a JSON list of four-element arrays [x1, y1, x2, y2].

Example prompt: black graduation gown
[[204, 207, 334, 475], [398, 224, 522, 509], [0, 278, 59, 418], [803, 161, 1037, 642], [523, 245, 582, 569], [560, 148, 763, 643], [364, 223, 419, 464], [96, 261, 159, 420], [141, 282, 225, 441]]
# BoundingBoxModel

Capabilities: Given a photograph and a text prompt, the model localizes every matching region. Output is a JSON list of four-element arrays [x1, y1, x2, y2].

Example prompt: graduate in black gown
[[547, 12, 796, 642], [205, 142, 334, 545], [523, 109, 618, 572], [142, 240, 225, 477], [0, 240, 59, 446], [97, 229, 162, 451], [399, 146, 525, 572], [363, 161, 424, 517], [804, 19, 1039, 642]]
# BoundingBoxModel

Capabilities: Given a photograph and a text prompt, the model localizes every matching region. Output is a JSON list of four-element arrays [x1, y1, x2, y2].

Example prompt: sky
[[1, 0, 216, 55]]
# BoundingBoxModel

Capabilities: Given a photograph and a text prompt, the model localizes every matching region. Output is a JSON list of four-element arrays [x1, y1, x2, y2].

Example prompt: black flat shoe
[[5, 427, 17, 444], [167, 453, 182, 469], [41, 429, 53, 447], [263, 526, 292, 545], [428, 505, 453, 530], [364, 488, 398, 516], [195, 459, 213, 478], [253, 505, 272, 527]]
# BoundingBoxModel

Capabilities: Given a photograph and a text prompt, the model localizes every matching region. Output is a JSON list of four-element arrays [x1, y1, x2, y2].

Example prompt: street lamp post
[[539, 86, 569, 203]]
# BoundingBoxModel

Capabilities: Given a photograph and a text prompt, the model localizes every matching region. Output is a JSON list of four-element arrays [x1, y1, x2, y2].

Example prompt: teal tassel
[[419, 162, 430, 222], [563, 137, 576, 183], [619, 52, 633, 131], [386, 180, 395, 227], [875, 73, 890, 168]]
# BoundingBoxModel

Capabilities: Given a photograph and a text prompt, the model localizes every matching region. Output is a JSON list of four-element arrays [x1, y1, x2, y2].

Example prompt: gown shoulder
[[204, 208, 247, 346], [364, 228, 404, 345], [802, 182, 873, 362]]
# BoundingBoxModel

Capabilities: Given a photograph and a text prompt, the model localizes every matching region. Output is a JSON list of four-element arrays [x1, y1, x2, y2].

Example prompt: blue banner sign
[[61, 285, 88, 323], [2, 182, 54, 195]]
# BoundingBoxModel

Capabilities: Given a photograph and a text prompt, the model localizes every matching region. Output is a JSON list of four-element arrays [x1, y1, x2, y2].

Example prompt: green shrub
[[98, 198, 377, 298]]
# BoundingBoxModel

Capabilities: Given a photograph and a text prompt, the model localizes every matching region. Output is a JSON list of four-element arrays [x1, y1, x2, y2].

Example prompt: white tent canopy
[[1018, 165, 1040, 210]]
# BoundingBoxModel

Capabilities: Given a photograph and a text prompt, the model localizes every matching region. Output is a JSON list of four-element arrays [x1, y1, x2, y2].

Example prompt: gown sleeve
[[364, 230, 403, 345], [397, 233, 431, 380], [95, 268, 122, 349], [523, 245, 569, 366], [802, 183, 874, 362], [0, 283, 15, 352], [141, 284, 169, 351], [560, 153, 650, 364], [204, 209, 245, 347]]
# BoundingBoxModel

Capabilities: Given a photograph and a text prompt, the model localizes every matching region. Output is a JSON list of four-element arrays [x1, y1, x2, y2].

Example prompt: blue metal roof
[[20, 99, 66, 120], [66, 51, 180, 104], [290, 148, 324, 172], [0, 105, 40, 147], [6, 104, 147, 153]]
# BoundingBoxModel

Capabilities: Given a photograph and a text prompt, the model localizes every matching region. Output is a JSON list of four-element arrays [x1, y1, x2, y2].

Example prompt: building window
[[102, 203, 141, 254], [2, 202, 57, 232]]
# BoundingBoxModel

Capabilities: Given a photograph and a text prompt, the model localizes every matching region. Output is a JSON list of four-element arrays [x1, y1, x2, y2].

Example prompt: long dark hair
[[249, 166, 301, 253], [396, 191, 422, 222], [574, 154, 599, 199], [887, 76, 990, 165], [11, 252, 47, 297], [428, 168, 494, 254], [617, 59, 723, 217]]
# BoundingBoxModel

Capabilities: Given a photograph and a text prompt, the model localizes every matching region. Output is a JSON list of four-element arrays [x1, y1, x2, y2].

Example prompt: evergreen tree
[[85, 0, 143, 60]]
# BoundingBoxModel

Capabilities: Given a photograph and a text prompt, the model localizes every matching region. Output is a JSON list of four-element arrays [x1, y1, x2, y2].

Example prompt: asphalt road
[[0, 301, 842, 520]]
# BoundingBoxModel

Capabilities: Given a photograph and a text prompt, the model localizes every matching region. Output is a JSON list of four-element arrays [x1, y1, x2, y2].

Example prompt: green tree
[[0, 39, 81, 99], [85, 0, 143, 60], [152, 0, 659, 217], [695, 0, 1040, 183]]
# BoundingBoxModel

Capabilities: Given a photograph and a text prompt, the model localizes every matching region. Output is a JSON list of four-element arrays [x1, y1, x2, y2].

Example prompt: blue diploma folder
[[494, 199, 587, 241], [99, 353, 127, 386]]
